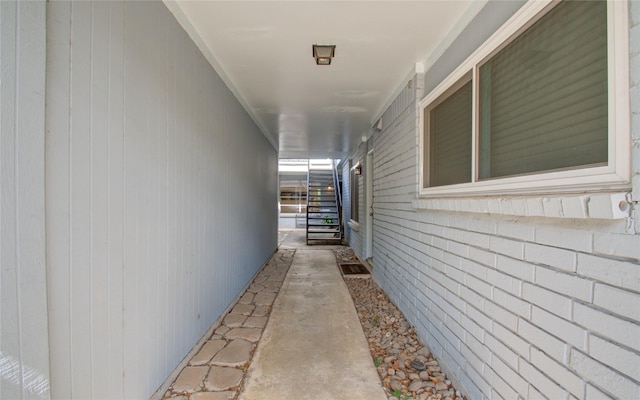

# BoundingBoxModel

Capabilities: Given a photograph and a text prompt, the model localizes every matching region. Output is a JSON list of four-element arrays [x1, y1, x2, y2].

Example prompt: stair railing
[[332, 159, 343, 240], [306, 160, 311, 244]]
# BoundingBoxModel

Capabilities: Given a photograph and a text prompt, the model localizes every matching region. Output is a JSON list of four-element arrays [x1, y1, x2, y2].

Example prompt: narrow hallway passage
[[158, 230, 385, 400]]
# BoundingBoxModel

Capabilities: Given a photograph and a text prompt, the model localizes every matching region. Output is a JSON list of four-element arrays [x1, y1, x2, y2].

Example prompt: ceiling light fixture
[[312, 44, 336, 65]]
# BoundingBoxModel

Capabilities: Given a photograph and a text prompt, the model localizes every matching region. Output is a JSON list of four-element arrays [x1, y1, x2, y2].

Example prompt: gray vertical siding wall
[[0, 2, 50, 399], [45, 1, 278, 398], [364, 1, 640, 399]]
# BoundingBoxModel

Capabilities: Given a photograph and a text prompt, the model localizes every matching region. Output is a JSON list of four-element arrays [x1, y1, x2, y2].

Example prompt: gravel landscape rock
[[334, 247, 466, 400]]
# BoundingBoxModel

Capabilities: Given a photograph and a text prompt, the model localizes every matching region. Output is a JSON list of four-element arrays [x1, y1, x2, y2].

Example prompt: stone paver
[[204, 366, 244, 391], [190, 340, 227, 366], [243, 316, 267, 329], [223, 314, 247, 328], [224, 328, 262, 342], [230, 304, 254, 316], [253, 292, 276, 306], [191, 392, 236, 400], [210, 339, 253, 367], [172, 366, 208, 393], [162, 249, 295, 399], [251, 305, 269, 317], [238, 293, 254, 304]]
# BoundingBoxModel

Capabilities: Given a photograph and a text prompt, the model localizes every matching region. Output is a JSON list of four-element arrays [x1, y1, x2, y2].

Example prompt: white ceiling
[[165, 1, 482, 159]]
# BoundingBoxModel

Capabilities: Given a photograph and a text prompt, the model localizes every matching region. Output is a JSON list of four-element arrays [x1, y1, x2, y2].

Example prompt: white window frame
[[349, 160, 361, 228], [418, 0, 630, 198]]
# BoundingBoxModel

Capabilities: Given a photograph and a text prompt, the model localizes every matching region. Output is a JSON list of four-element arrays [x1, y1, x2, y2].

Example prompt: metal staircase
[[306, 159, 342, 245]]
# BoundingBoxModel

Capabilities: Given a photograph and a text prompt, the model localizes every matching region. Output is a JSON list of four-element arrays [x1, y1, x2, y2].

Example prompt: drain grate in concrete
[[339, 263, 370, 275]]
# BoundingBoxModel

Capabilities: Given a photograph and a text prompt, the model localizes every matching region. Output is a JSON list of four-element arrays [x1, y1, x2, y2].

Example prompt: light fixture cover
[[312, 44, 336, 65]]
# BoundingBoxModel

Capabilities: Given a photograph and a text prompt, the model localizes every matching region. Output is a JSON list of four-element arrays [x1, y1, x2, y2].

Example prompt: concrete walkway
[[159, 229, 385, 400], [240, 246, 386, 400]]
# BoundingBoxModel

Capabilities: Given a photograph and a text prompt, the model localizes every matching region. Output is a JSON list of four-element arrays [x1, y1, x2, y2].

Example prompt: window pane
[[479, 0, 608, 179], [428, 80, 472, 187], [350, 165, 359, 222]]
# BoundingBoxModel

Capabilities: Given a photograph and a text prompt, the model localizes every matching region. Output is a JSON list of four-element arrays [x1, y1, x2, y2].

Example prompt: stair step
[[307, 220, 339, 225], [306, 164, 341, 246]]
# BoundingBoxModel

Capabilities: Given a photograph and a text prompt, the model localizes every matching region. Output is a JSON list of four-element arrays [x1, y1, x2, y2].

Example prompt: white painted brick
[[468, 246, 496, 269], [492, 288, 530, 319], [561, 195, 589, 218], [511, 198, 527, 216], [499, 198, 514, 215], [496, 255, 535, 282], [484, 366, 520, 399], [522, 282, 572, 319], [446, 242, 469, 260], [455, 198, 473, 214], [461, 361, 492, 399], [466, 274, 492, 300], [593, 283, 640, 321], [460, 341, 485, 375], [570, 350, 640, 400], [460, 285, 485, 311], [527, 384, 547, 400], [573, 303, 640, 350], [588, 193, 630, 219], [518, 319, 565, 361], [535, 225, 592, 253], [469, 198, 490, 214], [487, 198, 502, 215], [465, 330, 490, 361], [439, 273, 461, 297], [493, 322, 530, 359], [446, 316, 466, 343], [461, 313, 485, 342], [577, 253, 640, 291], [469, 215, 498, 235], [432, 236, 448, 252], [525, 198, 545, 217], [487, 268, 519, 296], [542, 197, 563, 218], [593, 232, 640, 261], [535, 267, 592, 302], [525, 242, 576, 272], [448, 214, 469, 230], [585, 384, 613, 400], [445, 264, 465, 285], [486, 333, 519, 371], [489, 236, 524, 260], [466, 303, 492, 333], [462, 258, 488, 280], [590, 335, 640, 380], [496, 219, 535, 242], [530, 347, 584, 398], [483, 300, 518, 332], [531, 306, 586, 350], [445, 289, 466, 314], [519, 359, 567, 400], [489, 353, 529, 396], [463, 230, 491, 249]]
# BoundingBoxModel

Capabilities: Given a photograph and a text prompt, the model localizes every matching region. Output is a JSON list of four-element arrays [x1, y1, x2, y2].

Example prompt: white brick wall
[[368, 2, 640, 399]]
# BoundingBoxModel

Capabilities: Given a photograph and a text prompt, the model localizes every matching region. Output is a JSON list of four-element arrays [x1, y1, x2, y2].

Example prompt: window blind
[[428, 79, 472, 187], [478, 0, 608, 180]]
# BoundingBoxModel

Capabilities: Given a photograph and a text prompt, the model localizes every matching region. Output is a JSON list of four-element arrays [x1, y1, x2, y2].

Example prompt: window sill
[[412, 192, 631, 220], [348, 220, 360, 231]]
